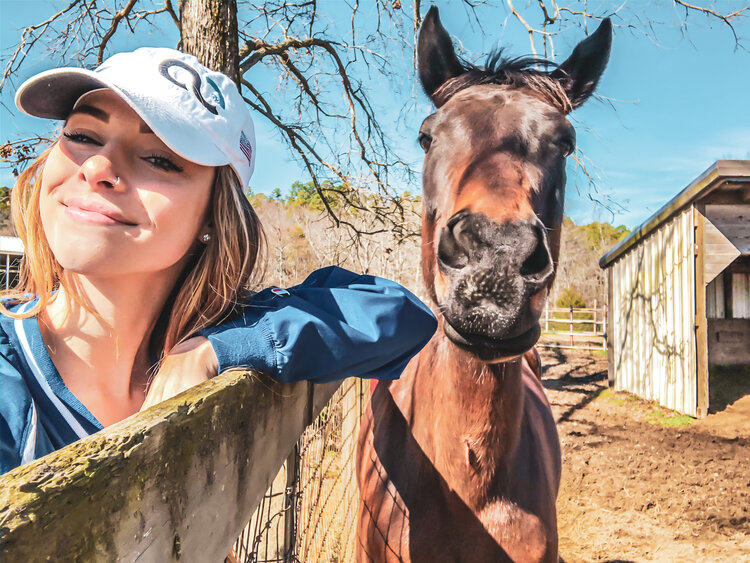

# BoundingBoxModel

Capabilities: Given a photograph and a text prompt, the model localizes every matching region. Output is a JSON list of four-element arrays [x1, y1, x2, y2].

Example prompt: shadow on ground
[[541, 348, 608, 425], [543, 348, 750, 562]]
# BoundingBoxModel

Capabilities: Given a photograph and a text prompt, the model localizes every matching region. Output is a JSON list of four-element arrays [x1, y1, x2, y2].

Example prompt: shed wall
[[610, 207, 697, 416]]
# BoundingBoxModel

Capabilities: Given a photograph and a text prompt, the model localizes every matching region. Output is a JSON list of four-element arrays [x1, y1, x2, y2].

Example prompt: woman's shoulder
[[0, 361, 35, 475], [0, 299, 43, 474], [0, 296, 36, 314], [0, 298, 38, 369], [0, 305, 18, 346]]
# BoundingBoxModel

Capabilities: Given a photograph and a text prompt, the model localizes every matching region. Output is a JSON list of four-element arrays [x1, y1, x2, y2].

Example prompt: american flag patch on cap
[[240, 131, 253, 165]]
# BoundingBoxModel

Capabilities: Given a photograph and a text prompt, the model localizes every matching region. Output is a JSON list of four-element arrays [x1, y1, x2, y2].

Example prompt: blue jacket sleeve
[[197, 266, 437, 384]]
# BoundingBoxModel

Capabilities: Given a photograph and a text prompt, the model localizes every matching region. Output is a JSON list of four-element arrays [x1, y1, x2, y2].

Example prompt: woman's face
[[39, 89, 215, 280]]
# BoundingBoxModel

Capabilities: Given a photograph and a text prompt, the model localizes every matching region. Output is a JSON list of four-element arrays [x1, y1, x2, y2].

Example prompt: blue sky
[[1, 1, 749, 230]]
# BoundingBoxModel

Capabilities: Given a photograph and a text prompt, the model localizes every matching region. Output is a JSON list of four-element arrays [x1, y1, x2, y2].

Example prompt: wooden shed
[[600, 160, 750, 417]]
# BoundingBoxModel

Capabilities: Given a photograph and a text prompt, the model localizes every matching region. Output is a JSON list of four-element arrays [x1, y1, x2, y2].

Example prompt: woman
[[0, 47, 436, 474]]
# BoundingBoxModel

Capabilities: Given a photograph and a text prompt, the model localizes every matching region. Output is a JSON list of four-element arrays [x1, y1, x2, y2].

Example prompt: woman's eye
[[144, 154, 183, 173], [418, 132, 432, 152], [63, 131, 100, 145]]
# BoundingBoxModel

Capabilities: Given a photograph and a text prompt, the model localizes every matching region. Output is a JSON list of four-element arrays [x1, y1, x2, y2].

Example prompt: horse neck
[[407, 328, 526, 500]]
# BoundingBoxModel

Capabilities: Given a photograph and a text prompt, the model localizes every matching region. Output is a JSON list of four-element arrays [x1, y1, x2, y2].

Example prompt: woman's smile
[[63, 197, 137, 226]]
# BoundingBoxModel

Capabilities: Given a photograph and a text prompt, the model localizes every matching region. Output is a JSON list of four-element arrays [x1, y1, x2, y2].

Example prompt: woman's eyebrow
[[66, 104, 109, 123], [66, 103, 153, 134]]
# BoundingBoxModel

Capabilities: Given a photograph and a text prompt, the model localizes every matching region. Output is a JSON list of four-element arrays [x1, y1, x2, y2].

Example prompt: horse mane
[[432, 49, 572, 113]]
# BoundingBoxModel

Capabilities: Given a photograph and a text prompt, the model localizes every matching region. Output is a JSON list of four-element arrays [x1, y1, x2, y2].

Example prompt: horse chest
[[356, 371, 558, 562], [357, 438, 551, 563]]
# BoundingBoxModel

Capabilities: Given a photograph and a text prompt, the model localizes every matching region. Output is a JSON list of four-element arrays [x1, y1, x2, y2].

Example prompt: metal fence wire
[[232, 378, 369, 563]]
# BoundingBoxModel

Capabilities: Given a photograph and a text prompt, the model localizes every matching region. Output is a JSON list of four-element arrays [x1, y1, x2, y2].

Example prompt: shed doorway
[[701, 202, 750, 412]]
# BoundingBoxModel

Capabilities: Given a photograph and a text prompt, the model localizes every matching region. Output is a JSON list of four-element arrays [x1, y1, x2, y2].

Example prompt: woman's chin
[[49, 242, 109, 274]]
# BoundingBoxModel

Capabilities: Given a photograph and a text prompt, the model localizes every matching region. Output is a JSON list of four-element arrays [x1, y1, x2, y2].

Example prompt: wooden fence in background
[[538, 302, 607, 352]]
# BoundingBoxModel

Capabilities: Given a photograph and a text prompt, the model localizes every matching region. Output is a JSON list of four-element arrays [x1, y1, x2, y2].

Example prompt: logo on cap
[[158, 59, 223, 115], [240, 131, 253, 165], [270, 287, 290, 298]]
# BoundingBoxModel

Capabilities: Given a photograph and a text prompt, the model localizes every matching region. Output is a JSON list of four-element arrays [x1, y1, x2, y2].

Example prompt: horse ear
[[418, 6, 464, 102], [550, 18, 612, 109]]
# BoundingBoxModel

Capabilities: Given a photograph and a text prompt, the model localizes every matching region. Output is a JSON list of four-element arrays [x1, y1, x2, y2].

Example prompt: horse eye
[[557, 139, 574, 157], [418, 133, 433, 152]]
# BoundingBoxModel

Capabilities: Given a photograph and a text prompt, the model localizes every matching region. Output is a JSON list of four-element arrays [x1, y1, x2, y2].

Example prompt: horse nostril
[[520, 225, 552, 281], [438, 215, 471, 269]]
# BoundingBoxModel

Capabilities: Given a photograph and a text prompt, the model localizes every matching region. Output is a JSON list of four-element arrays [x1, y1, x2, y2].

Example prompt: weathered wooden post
[[593, 299, 598, 335], [603, 303, 608, 351], [569, 305, 574, 348], [284, 445, 300, 561], [340, 379, 359, 560]]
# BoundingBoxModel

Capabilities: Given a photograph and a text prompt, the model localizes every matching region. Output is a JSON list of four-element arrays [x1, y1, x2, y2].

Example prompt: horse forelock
[[432, 52, 572, 113]]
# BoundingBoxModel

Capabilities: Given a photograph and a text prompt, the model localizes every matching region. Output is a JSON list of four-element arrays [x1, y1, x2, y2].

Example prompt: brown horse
[[356, 8, 611, 562]]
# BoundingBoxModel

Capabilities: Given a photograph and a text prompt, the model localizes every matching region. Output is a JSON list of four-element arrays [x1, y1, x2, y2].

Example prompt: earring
[[202, 233, 211, 243]]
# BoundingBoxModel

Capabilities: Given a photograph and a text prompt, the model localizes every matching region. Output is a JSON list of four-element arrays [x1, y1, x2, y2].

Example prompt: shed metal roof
[[599, 160, 750, 269], [0, 236, 23, 254]]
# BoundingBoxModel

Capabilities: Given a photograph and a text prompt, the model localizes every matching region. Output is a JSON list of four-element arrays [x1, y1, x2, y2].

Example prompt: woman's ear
[[550, 18, 612, 110], [418, 6, 465, 103]]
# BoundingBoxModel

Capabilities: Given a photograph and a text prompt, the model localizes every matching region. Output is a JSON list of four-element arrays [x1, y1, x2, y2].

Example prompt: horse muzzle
[[435, 211, 554, 360]]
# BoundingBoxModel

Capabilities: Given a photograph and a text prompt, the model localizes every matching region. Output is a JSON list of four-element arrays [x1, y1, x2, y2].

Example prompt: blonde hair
[[0, 148, 265, 356]]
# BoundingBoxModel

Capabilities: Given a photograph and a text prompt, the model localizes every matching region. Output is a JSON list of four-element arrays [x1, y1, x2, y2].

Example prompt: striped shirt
[[1, 299, 101, 473]]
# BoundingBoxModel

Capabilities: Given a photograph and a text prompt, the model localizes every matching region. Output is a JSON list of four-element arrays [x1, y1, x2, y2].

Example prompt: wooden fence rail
[[0, 370, 339, 562], [539, 302, 607, 352]]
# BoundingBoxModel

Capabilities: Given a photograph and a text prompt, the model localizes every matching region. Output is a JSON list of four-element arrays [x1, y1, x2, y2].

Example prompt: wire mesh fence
[[232, 378, 369, 563]]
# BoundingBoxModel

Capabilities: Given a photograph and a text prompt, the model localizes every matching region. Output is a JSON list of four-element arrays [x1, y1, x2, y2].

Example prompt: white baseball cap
[[15, 47, 256, 188]]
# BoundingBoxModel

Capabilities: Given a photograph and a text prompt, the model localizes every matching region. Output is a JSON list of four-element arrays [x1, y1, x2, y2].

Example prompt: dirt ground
[[540, 349, 750, 563]]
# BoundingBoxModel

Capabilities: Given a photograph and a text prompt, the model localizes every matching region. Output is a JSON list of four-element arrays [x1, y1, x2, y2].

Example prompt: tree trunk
[[178, 0, 240, 84]]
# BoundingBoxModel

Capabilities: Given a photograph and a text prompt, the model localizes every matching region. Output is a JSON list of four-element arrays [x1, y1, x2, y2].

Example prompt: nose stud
[[113, 176, 120, 186]]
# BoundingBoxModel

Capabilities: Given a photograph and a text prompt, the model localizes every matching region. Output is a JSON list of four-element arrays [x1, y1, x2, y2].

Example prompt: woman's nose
[[79, 155, 122, 190]]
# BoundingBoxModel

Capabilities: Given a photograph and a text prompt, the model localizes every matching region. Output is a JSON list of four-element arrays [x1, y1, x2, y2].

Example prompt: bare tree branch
[[507, 0, 552, 57], [673, 0, 749, 49], [97, 0, 138, 65], [131, 1, 179, 29], [240, 36, 325, 72], [0, 0, 82, 92], [164, 0, 179, 28], [0, 136, 56, 176]]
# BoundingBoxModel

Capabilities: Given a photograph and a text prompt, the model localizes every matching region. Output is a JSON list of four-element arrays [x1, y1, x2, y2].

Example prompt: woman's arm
[[199, 266, 437, 384], [140, 337, 218, 410], [143, 267, 435, 407]]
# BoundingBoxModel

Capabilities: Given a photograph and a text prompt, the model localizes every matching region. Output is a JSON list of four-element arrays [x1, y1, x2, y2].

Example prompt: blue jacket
[[0, 266, 436, 475]]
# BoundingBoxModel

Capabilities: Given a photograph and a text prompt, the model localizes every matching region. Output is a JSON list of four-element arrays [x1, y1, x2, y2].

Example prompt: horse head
[[417, 7, 611, 362]]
